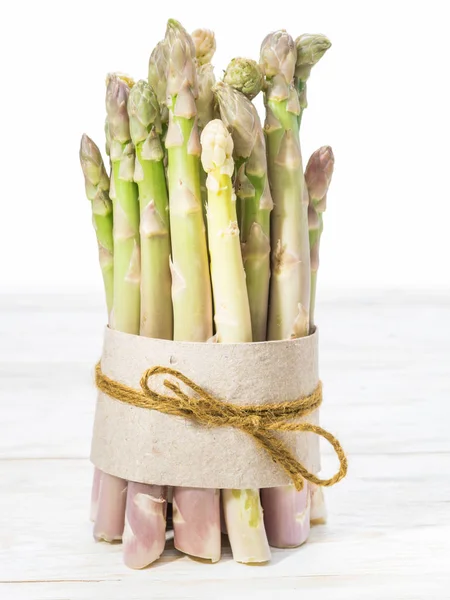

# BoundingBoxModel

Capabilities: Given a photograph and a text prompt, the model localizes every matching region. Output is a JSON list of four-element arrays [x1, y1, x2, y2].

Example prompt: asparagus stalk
[[79, 134, 114, 524], [224, 58, 264, 100], [105, 74, 141, 334], [118, 80, 172, 569], [214, 82, 272, 342], [305, 145, 334, 329], [93, 73, 141, 545], [201, 119, 270, 563], [128, 80, 172, 339], [261, 31, 310, 341], [192, 28, 216, 66], [164, 19, 220, 562], [79, 134, 114, 325], [259, 30, 311, 549], [294, 34, 331, 123]]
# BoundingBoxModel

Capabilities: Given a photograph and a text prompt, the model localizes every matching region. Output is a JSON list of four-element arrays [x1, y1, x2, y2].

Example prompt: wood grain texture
[[0, 291, 449, 599]]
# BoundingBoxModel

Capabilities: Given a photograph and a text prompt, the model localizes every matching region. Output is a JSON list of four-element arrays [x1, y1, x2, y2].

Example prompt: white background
[[1, 0, 449, 292]]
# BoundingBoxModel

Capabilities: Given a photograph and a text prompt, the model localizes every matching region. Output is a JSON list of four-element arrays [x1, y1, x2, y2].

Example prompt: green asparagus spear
[[224, 58, 264, 100], [165, 19, 219, 563], [79, 135, 114, 320], [128, 80, 172, 340], [201, 119, 270, 563], [261, 31, 310, 340], [214, 82, 272, 342], [305, 145, 335, 329], [105, 74, 140, 335], [260, 30, 311, 550], [165, 19, 212, 342]]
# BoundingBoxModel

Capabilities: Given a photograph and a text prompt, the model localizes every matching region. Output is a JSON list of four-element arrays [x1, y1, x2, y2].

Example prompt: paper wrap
[[91, 327, 321, 489]]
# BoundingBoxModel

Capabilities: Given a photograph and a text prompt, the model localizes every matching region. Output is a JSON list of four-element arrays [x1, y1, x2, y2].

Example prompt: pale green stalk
[[201, 119, 270, 564], [259, 30, 311, 550], [165, 19, 219, 563], [295, 34, 331, 123], [224, 58, 264, 100], [79, 134, 114, 320], [305, 145, 335, 329], [106, 74, 140, 335], [165, 19, 212, 342], [79, 134, 114, 526], [197, 63, 216, 224], [122, 81, 172, 568], [128, 80, 172, 340], [214, 82, 272, 342], [261, 31, 310, 340]]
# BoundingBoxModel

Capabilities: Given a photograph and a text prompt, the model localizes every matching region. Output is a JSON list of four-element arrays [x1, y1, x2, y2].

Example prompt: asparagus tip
[[192, 28, 216, 65], [200, 119, 234, 178], [223, 57, 264, 100]]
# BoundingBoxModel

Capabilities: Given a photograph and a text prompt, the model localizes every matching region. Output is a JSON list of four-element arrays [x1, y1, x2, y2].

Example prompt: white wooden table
[[1, 291, 449, 599]]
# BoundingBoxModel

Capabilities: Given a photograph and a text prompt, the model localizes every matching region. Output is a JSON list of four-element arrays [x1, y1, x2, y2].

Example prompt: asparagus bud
[[295, 33, 331, 82], [224, 58, 264, 100], [213, 81, 258, 160], [305, 145, 335, 329], [295, 34, 331, 110], [165, 19, 198, 98], [260, 30, 297, 102], [148, 40, 169, 124], [192, 28, 216, 65]]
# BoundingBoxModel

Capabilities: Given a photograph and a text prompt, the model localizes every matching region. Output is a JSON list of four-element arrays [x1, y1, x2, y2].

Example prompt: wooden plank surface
[[0, 291, 449, 599]]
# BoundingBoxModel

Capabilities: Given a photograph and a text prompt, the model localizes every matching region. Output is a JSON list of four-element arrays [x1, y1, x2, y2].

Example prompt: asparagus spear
[[295, 34, 331, 122], [201, 119, 270, 563], [305, 145, 335, 329], [105, 73, 141, 334], [259, 31, 311, 548], [148, 40, 169, 127], [128, 80, 172, 339], [261, 31, 310, 340], [192, 28, 216, 66], [164, 19, 220, 562], [118, 80, 172, 569], [79, 134, 114, 524], [214, 82, 272, 342], [79, 134, 114, 322], [93, 73, 141, 545], [224, 58, 264, 100]]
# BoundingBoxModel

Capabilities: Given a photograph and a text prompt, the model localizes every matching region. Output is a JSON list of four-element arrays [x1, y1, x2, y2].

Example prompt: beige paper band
[[90, 328, 321, 489]]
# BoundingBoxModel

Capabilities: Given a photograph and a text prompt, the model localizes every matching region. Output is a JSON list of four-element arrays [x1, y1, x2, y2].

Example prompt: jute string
[[95, 362, 347, 491]]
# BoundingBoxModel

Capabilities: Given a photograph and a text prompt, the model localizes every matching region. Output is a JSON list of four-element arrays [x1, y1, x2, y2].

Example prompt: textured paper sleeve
[[90, 328, 321, 489]]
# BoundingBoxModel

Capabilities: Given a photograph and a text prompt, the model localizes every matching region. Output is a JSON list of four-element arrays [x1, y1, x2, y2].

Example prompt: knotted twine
[[95, 362, 347, 491]]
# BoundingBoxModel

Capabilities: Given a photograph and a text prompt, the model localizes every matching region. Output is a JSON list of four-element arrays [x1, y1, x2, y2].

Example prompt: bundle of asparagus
[[80, 19, 335, 568]]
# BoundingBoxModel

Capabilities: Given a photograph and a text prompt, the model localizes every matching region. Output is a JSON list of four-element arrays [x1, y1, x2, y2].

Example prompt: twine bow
[[95, 363, 347, 491]]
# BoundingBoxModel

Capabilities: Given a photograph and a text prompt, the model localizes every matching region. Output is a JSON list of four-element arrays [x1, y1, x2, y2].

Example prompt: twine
[[95, 362, 347, 491]]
